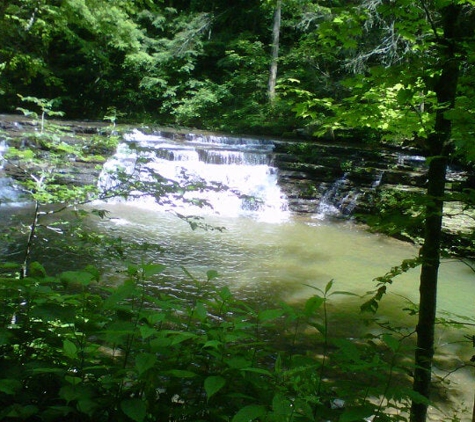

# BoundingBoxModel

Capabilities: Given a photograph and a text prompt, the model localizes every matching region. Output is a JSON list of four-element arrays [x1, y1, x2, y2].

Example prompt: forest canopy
[[2, 1, 475, 148]]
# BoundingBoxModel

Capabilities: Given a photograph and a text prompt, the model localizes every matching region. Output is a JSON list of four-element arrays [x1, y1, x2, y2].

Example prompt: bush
[[0, 264, 417, 421]]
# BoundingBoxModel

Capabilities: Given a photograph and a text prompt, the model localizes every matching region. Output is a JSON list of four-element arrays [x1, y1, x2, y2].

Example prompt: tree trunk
[[410, 156, 446, 422], [410, 5, 462, 422], [268, 0, 281, 103]]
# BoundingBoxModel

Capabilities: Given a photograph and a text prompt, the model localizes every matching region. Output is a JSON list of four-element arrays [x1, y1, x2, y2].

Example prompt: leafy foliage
[[0, 264, 422, 421]]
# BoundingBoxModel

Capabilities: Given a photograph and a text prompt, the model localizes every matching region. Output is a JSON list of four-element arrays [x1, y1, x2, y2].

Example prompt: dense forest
[[1, 1, 475, 422], [1, 1, 474, 143]]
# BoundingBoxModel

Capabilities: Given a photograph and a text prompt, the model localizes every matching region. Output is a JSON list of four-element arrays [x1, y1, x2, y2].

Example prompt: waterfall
[[314, 171, 385, 220], [314, 173, 351, 219], [99, 129, 290, 222], [372, 171, 385, 188], [0, 141, 22, 205]]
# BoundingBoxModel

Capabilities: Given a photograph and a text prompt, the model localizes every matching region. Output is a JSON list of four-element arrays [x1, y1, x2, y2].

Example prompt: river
[[1, 127, 474, 420]]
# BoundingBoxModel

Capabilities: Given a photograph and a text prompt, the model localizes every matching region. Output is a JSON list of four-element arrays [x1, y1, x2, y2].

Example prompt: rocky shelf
[[1, 114, 473, 255]]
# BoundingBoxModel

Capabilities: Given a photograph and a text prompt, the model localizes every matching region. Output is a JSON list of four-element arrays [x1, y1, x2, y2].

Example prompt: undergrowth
[[0, 262, 424, 422]]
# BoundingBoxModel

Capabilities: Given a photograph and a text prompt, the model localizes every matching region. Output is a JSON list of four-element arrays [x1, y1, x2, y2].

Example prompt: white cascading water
[[99, 129, 290, 222], [0, 140, 22, 205]]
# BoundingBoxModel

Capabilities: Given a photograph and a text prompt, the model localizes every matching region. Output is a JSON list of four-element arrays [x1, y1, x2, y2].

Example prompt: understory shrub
[[0, 263, 428, 421]]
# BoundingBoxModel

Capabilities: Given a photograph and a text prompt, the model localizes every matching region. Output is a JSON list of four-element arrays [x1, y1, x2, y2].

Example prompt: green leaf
[[59, 385, 81, 403], [202, 340, 223, 350], [84, 265, 100, 281], [60, 270, 95, 286], [64, 376, 82, 385], [121, 399, 147, 422], [219, 286, 233, 301], [165, 370, 197, 378], [140, 325, 157, 340], [77, 398, 98, 417], [135, 353, 157, 375], [0, 379, 22, 395], [193, 301, 207, 321], [339, 406, 375, 422], [304, 295, 325, 317], [239, 367, 272, 376], [0, 262, 21, 270], [0, 328, 11, 346], [272, 394, 293, 417], [29, 262, 47, 278], [142, 263, 166, 277], [206, 269, 219, 280], [204, 375, 226, 400], [170, 331, 198, 345], [63, 339, 78, 359], [324, 279, 334, 294], [144, 312, 166, 325], [225, 357, 251, 369], [150, 336, 172, 351], [232, 404, 267, 422], [6, 404, 39, 418], [258, 309, 284, 322], [104, 281, 137, 309], [382, 333, 400, 352], [309, 322, 326, 336]]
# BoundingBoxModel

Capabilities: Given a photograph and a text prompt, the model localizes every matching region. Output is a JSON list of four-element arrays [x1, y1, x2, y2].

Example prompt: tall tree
[[294, 1, 475, 420], [268, 0, 282, 102], [410, 5, 467, 420]]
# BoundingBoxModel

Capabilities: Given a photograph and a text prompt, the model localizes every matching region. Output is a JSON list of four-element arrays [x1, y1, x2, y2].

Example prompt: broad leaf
[[258, 309, 284, 322], [142, 263, 166, 277], [60, 270, 95, 286], [232, 404, 267, 422], [63, 339, 78, 359], [121, 399, 147, 422], [204, 375, 226, 400], [165, 370, 197, 378], [0, 379, 22, 395], [382, 333, 400, 352], [135, 353, 157, 375]]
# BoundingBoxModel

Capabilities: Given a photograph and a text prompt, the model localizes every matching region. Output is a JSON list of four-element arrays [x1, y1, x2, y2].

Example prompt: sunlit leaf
[[193, 301, 207, 321], [206, 269, 219, 280], [142, 263, 166, 277], [60, 270, 95, 286]]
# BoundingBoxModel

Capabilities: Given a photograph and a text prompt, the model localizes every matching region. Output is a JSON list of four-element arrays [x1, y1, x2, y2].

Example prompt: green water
[[85, 202, 475, 420], [90, 202, 473, 318]]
